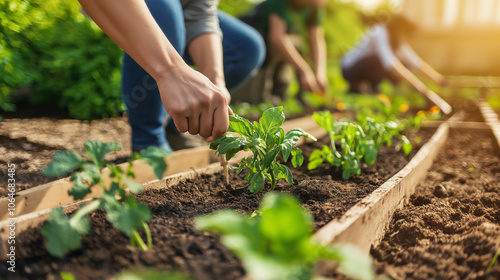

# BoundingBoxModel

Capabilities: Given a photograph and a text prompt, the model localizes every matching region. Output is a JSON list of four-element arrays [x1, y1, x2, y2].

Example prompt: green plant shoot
[[308, 111, 413, 180], [196, 193, 375, 280], [210, 107, 316, 193], [41, 141, 169, 257]]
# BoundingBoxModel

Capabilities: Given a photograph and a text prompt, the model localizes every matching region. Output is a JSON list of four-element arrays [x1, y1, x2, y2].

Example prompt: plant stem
[[487, 248, 500, 272], [143, 221, 152, 249], [130, 229, 149, 250], [70, 200, 100, 227], [270, 169, 276, 190]]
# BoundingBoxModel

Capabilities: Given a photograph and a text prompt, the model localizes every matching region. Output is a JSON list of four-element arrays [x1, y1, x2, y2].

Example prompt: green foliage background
[[0, 0, 365, 120]]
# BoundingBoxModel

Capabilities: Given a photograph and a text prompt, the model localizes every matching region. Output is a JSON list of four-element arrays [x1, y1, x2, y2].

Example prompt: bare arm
[[188, 33, 226, 88], [308, 25, 328, 93], [268, 14, 320, 93], [78, 0, 231, 141]]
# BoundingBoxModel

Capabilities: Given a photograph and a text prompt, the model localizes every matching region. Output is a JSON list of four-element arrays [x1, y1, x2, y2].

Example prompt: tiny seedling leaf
[[401, 135, 413, 156], [84, 141, 121, 167], [41, 207, 89, 258], [102, 195, 151, 236], [138, 146, 170, 179], [259, 106, 285, 133], [43, 150, 85, 177], [250, 171, 265, 194], [68, 172, 94, 200]]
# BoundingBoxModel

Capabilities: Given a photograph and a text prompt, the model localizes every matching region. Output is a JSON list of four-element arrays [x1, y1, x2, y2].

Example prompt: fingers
[[211, 105, 229, 140], [199, 108, 214, 138]]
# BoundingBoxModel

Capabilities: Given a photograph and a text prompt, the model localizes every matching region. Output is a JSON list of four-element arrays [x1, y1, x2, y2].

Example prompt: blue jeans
[[122, 0, 265, 151]]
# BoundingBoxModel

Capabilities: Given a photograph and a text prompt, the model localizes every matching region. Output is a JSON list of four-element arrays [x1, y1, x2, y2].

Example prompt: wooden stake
[[425, 90, 452, 115], [219, 155, 229, 185]]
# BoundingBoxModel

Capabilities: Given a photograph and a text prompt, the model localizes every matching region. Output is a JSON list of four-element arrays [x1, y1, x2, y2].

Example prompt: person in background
[[341, 15, 447, 96], [237, 0, 328, 104], [79, 0, 266, 152]]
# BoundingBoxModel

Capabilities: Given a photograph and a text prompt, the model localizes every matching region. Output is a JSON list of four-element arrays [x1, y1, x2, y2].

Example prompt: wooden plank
[[312, 122, 449, 253], [421, 121, 490, 130], [0, 146, 214, 220], [479, 101, 500, 149]]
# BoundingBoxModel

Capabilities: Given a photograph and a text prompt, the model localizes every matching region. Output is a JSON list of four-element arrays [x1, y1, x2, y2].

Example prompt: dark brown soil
[[0, 128, 435, 280], [0, 117, 134, 195], [371, 130, 500, 280]]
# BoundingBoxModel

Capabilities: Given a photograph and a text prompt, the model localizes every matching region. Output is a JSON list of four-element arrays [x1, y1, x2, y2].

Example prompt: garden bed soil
[[0, 117, 133, 196], [0, 128, 435, 280], [371, 129, 500, 279]]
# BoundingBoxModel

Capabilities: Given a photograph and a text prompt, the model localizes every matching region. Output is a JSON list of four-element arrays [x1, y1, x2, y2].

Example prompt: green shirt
[[257, 0, 325, 37]]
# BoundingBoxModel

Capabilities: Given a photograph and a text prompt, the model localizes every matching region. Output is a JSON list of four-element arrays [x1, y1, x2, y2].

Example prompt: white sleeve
[[368, 25, 398, 70], [396, 42, 423, 69]]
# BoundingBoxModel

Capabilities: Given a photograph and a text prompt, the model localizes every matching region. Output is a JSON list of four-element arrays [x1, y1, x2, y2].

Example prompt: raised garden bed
[[369, 102, 500, 279], [0, 114, 440, 279]]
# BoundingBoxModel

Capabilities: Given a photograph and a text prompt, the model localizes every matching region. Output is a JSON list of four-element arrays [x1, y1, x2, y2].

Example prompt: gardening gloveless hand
[[78, 0, 232, 141]]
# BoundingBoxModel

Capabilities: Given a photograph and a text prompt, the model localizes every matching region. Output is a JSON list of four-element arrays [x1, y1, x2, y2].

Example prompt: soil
[[0, 128, 435, 280], [371, 130, 500, 280], [0, 117, 133, 195]]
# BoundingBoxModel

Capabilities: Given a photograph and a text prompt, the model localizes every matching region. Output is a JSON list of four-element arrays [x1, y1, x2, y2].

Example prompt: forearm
[[188, 33, 225, 87], [78, 0, 185, 80], [308, 26, 326, 77], [271, 35, 311, 74]]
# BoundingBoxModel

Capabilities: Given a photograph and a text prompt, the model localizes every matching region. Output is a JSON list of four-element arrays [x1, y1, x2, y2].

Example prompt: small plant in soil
[[41, 140, 169, 257], [308, 111, 413, 179], [196, 192, 375, 280], [210, 106, 316, 193]]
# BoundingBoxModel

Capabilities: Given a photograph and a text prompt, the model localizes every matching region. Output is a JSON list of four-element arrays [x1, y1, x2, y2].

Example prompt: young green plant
[[41, 140, 169, 257], [308, 111, 413, 180], [210, 106, 316, 193], [196, 192, 375, 280]]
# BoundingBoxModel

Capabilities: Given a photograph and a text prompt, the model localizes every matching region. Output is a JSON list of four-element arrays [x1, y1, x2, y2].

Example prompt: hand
[[157, 65, 232, 142], [298, 68, 322, 93], [315, 74, 329, 95]]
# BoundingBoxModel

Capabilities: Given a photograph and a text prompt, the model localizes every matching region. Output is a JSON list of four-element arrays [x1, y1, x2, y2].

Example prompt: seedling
[[41, 140, 169, 257], [308, 111, 413, 180], [196, 192, 375, 280], [210, 106, 316, 193]]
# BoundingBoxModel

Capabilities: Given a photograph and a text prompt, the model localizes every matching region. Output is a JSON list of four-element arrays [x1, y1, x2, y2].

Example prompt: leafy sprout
[[210, 107, 316, 193], [41, 140, 169, 257], [308, 111, 413, 180], [196, 192, 375, 280]]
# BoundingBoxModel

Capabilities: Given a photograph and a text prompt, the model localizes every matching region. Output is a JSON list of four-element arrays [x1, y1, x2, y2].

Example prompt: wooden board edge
[[0, 146, 214, 220], [479, 101, 500, 149], [312, 122, 450, 253]]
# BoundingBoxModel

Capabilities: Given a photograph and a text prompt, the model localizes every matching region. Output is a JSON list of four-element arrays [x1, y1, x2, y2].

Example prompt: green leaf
[[138, 146, 170, 179], [402, 135, 413, 156], [68, 172, 94, 200], [259, 106, 285, 133], [324, 245, 375, 280], [262, 147, 280, 169], [101, 195, 151, 236], [228, 114, 254, 137], [312, 110, 334, 132], [60, 272, 76, 280], [308, 149, 325, 170], [83, 141, 121, 167], [43, 150, 85, 177], [363, 140, 378, 166], [41, 207, 89, 258], [124, 177, 144, 194], [250, 171, 265, 193], [277, 164, 293, 184], [291, 149, 304, 168]]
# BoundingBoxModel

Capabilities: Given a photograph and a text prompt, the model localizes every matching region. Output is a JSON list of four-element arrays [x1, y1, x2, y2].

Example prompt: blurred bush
[[0, 0, 123, 120]]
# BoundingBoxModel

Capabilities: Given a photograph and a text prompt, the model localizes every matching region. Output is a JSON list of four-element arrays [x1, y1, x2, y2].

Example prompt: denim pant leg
[[122, 0, 185, 151], [218, 11, 266, 91]]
